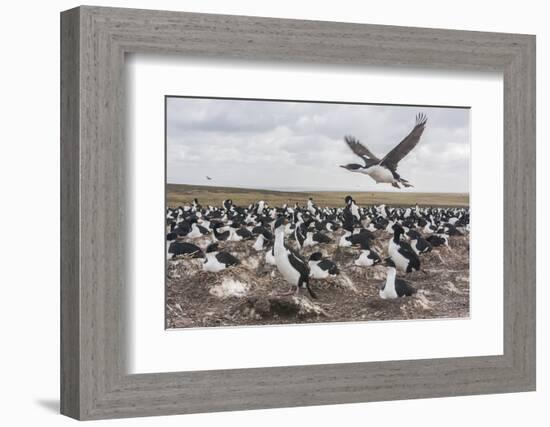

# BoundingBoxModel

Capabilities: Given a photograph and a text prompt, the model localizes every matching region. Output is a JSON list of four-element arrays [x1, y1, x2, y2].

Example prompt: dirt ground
[[166, 229, 470, 329]]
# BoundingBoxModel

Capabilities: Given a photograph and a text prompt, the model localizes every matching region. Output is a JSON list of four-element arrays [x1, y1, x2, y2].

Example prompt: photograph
[[165, 96, 471, 329], [52, 3, 537, 421]]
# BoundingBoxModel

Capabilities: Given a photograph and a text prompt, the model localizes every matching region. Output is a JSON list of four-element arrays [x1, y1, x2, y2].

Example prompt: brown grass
[[167, 183, 469, 208]]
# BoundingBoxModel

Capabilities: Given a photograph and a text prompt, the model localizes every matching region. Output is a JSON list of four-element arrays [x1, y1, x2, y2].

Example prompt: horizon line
[[166, 182, 469, 195]]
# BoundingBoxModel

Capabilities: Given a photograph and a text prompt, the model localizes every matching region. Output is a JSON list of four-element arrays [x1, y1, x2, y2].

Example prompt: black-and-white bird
[[308, 252, 340, 279], [273, 217, 317, 298], [254, 200, 267, 215], [221, 199, 234, 213], [439, 223, 463, 236], [410, 235, 432, 255], [294, 221, 307, 248], [306, 198, 318, 215], [167, 240, 204, 259], [252, 229, 273, 251], [426, 234, 448, 247], [340, 113, 428, 188], [202, 243, 240, 272], [339, 225, 375, 248], [379, 258, 417, 299], [344, 195, 361, 222], [186, 219, 209, 238], [230, 224, 253, 241], [192, 198, 202, 210], [212, 222, 231, 241], [406, 229, 423, 240], [354, 240, 381, 267], [303, 230, 332, 247], [388, 223, 422, 273]]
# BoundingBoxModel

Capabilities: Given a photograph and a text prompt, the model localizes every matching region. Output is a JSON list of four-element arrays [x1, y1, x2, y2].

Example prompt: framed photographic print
[[61, 6, 536, 420], [164, 96, 471, 329]]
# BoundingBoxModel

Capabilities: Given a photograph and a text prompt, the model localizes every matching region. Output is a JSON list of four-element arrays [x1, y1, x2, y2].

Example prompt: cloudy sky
[[166, 97, 470, 193]]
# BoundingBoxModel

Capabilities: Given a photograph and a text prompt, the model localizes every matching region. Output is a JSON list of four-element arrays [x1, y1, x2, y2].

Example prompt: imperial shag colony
[[167, 195, 469, 302]]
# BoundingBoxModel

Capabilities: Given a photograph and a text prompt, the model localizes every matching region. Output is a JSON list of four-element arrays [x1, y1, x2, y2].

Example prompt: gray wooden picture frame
[[60, 5, 536, 421]]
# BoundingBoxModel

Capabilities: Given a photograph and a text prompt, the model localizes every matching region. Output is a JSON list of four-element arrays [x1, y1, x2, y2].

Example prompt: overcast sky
[[166, 97, 470, 193]]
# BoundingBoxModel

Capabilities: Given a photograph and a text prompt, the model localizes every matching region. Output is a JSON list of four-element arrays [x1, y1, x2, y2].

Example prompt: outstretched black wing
[[287, 248, 310, 279], [380, 113, 428, 170], [344, 135, 380, 167]]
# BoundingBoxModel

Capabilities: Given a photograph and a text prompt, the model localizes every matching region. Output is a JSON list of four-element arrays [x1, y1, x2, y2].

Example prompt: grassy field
[[167, 183, 469, 208]]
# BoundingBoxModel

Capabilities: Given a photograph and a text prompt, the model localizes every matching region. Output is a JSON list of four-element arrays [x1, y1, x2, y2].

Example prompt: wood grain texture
[[60, 6, 536, 420], [60, 7, 80, 419]]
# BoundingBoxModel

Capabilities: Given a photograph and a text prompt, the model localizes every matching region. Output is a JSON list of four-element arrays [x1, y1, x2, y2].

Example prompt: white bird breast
[[265, 249, 276, 265], [187, 223, 204, 238], [364, 165, 395, 183], [308, 261, 330, 279], [388, 240, 410, 272], [338, 232, 352, 247], [303, 233, 315, 247], [274, 249, 300, 284], [274, 232, 301, 285], [230, 230, 243, 241], [380, 268, 398, 299], [354, 250, 374, 267], [203, 253, 226, 273], [252, 234, 264, 251]]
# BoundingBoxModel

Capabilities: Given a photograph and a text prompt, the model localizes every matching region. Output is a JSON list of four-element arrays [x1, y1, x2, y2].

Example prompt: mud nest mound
[[166, 231, 469, 329]]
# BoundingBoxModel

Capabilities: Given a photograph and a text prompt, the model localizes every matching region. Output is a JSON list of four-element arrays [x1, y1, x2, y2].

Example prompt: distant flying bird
[[340, 113, 428, 188], [206, 176, 212, 180]]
